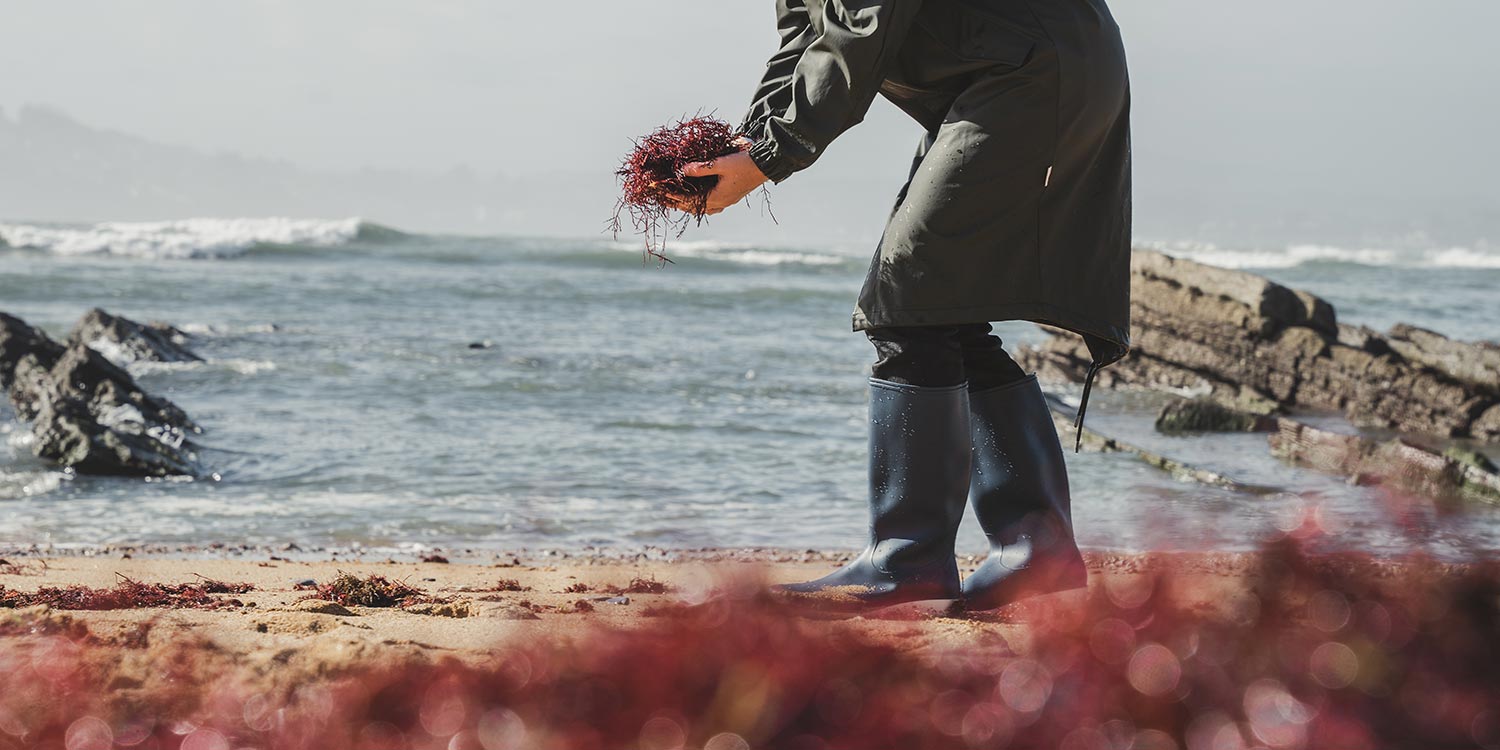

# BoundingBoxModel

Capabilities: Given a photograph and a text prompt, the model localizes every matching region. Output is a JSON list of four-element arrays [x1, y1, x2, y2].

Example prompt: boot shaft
[[865, 378, 972, 572], [967, 375, 1076, 545]]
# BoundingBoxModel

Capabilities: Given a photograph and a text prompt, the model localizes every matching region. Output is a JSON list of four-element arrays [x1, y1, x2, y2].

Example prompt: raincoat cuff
[[747, 137, 797, 184]]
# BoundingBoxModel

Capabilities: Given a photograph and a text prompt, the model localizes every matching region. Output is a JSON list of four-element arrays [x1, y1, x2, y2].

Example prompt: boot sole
[[775, 594, 965, 621], [954, 585, 1088, 623]]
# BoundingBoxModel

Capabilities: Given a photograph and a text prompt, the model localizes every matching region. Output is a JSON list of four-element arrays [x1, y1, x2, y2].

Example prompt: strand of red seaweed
[[612, 115, 740, 265]]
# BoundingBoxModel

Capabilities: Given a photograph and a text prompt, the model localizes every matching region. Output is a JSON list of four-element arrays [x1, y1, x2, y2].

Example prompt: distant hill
[[6, 105, 1492, 252], [0, 105, 613, 237]]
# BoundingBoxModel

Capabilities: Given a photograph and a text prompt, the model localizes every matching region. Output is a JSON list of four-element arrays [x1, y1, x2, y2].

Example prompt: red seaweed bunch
[[613, 115, 740, 265], [0, 573, 253, 611], [308, 572, 432, 609]]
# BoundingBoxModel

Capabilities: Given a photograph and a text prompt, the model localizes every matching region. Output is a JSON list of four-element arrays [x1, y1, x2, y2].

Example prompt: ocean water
[[2, 219, 1499, 560]]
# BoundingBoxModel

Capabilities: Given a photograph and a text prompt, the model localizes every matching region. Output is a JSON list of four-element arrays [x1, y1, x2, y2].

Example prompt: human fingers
[[679, 161, 720, 179]]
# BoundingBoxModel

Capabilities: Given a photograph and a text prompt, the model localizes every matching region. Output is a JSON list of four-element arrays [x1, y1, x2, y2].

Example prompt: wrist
[[747, 137, 796, 183]]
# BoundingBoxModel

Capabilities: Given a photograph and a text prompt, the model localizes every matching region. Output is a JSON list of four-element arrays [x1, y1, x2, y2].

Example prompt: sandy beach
[[3, 548, 1239, 662]]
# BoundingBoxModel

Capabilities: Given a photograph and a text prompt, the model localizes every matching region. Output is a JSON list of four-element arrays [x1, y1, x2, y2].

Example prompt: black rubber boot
[[960, 374, 1088, 611], [773, 378, 970, 613]]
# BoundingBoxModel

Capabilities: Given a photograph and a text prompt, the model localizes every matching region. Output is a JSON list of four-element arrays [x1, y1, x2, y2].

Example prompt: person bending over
[[672, 0, 1133, 612]]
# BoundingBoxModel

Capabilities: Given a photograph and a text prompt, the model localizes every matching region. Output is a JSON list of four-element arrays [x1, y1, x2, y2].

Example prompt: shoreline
[[5, 539, 1494, 566]]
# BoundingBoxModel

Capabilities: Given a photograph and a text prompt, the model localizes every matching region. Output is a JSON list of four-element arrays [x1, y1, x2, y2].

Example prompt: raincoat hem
[[851, 302, 1130, 367]]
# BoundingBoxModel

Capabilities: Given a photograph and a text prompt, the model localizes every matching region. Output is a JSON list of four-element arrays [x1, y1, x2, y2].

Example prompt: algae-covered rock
[[1155, 398, 1273, 434]]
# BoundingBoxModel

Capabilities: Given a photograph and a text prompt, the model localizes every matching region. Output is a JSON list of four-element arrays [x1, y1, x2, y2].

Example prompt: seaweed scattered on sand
[[0, 558, 47, 576], [309, 572, 433, 609], [558, 576, 675, 596], [610, 576, 673, 595], [0, 573, 252, 611], [460, 578, 531, 594]]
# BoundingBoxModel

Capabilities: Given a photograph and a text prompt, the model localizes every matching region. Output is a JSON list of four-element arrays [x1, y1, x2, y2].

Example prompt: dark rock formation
[[1020, 250, 1500, 442], [1, 311, 202, 477], [0, 313, 65, 381], [1269, 419, 1500, 503], [7, 342, 195, 430], [67, 308, 201, 366]]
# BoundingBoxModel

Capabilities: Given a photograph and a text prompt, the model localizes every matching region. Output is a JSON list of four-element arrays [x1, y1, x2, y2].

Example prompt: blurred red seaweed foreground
[[2, 539, 1499, 749]]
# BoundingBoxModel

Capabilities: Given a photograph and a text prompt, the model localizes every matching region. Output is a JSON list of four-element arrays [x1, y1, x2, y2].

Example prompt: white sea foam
[[1428, 246, 1500, 269], [0, 217, 365, 259], [131, 359, 278, 376], [609, 239, 851, 267], [83, 337, 137, 368], [3, 426, 33, 450], [177, 322, 281, 336], [1141, 240, 1500, 270], [0, 469, 70, 499]]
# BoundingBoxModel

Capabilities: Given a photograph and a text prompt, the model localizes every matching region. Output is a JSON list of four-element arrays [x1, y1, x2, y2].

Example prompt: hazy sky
[[3, 0, 1498, 247]]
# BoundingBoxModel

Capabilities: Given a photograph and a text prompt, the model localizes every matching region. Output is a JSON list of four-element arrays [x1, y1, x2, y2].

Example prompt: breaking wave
[[606, 239, 855, 268], [1144, 240, 1500, 270], [0, 218, 395, 259]]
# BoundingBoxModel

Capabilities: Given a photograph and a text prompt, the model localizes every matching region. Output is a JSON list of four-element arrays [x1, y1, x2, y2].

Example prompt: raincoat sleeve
[[742, 0, 925, 183], [737, 0, 819, 138]]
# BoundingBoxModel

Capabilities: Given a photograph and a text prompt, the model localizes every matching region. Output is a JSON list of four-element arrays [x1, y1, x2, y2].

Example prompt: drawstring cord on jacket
[[1073, 361, 1101, 453]]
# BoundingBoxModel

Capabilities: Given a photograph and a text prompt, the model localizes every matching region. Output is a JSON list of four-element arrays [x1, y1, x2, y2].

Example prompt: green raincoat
[[738, 0, 1133, 388]]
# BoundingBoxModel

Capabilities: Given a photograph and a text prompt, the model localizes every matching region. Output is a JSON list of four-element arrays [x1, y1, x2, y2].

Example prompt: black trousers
[[867, 323, 1029, 391]]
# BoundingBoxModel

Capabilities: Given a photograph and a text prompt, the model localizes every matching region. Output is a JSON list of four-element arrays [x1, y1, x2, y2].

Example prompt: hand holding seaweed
[[612, 115, 766, 265], [677, 144, 768, 216]]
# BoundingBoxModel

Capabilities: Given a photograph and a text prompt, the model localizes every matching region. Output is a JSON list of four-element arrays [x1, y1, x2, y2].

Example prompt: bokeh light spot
[[64, 716, 112, 750], [1184, 711, 1247, 750], [421, 682, 469, 738], [1309, 641, 1359, 689], [477, 708, 526, 750], [1133, 728, 1179, 750], [998, 659, 1053, 713], [1306, 590, 1351, 633], [179, 728, 230, 750], [1127, 644, 1182, 697], [1243, 679, 1314, 748], [638, 716, 685, 750], [704, 732, 750, 750]]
